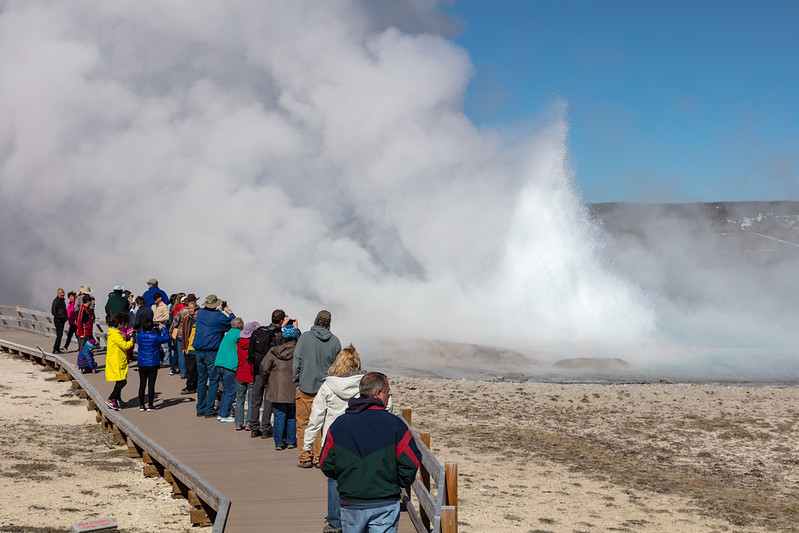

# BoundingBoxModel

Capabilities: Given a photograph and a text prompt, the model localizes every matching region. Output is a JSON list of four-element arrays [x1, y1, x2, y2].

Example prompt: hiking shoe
[[323, 524, 343, 533], [275, 444, 287, 451], [250, 429, 262, 438], [169, 370, 177, 376], [261, 427, 273, 439], [286, 443, 297, 449], [147, 406, 158, 412], [297, 460, 313, 469], [219, 416, 235, 423], [105, 399, 117, 410], [204, 412, 218, 418]]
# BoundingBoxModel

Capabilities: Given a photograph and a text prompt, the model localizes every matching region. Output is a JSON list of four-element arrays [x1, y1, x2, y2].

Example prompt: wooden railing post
[[441, 506, 457, 533], [401, 408, 412, 426], [445, 462, 458, 531], [419, 432, 431, 531]]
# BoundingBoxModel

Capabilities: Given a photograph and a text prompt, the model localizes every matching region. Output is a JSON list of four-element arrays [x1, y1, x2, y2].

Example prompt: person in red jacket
[[65, 291, 78, 350], [76, 295, 95, 352], [234, 321, 260, 430]]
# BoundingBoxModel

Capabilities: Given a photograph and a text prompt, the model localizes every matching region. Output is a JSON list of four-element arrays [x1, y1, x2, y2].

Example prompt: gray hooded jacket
[[292, 325, 342, 394]]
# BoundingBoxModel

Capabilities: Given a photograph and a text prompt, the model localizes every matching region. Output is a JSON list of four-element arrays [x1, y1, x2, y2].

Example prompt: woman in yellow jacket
[[106, 312, 134, 410]]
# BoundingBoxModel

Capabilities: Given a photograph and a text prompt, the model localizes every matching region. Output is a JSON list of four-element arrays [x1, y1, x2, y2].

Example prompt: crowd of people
[[49, 280, 421, 533]]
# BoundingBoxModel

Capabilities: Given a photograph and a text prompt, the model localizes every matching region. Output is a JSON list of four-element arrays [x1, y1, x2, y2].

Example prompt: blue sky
[[445, 0, 799, 203]]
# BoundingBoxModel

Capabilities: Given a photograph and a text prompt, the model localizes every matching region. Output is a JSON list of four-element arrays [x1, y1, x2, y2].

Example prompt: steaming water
[[0, 2, 793, 382]]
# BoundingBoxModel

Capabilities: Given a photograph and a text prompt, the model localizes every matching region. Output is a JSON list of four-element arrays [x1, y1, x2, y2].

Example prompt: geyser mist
[[1, 1, 657, 370]]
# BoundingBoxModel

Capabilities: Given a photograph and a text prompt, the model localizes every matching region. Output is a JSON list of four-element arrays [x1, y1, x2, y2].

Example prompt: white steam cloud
[[2, 1, 658, 370]]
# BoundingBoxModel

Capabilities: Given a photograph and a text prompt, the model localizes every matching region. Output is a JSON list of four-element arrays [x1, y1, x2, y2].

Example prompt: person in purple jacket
[[135, 318, 171, 411]]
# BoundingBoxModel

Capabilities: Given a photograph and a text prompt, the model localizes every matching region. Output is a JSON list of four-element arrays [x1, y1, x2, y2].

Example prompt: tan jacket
[[152, 302, 169, 325]]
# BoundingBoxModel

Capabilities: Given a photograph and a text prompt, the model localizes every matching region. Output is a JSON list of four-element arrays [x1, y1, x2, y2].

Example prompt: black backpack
[[247, 325, 279, 365]]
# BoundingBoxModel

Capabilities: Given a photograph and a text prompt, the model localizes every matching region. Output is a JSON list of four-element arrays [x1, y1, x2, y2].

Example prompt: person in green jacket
[[214, 317, 243, 423]]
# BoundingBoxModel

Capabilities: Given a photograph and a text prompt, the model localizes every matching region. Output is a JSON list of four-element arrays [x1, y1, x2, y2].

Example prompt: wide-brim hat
[[240, 321, 261, 339], [80, 285, 94, 295], [203, 294, 221, 309], [113, 285, 124, 291], [183, 293, 198, 304]]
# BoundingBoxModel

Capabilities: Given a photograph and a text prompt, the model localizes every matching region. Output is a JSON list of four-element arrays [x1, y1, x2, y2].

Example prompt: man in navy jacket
[[320, 372, 421, 532], [193, 294, 235, 417]]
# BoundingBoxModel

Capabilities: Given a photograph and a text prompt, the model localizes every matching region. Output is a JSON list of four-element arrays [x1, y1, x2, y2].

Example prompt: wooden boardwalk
[[0, 327, 415, 532]]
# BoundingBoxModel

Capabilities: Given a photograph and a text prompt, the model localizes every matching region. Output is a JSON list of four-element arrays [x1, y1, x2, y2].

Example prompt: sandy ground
[[0, 354, 194, 533], [390, 377, 799, 533]]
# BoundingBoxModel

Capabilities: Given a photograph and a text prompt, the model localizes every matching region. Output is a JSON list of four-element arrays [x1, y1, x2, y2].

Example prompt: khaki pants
[[296, 387, 321, 463]]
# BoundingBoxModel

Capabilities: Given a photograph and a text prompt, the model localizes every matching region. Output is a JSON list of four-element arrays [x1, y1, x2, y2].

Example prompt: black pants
[[64, 324, 77, 349], [186, 352, 197, 391], [109, 379, 127, 402], [250, 373, 272, 431], [53, 319, 66, 351], [138, 366, 158, 408]]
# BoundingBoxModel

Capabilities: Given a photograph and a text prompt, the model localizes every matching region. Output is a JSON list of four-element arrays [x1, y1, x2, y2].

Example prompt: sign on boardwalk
[[70, 518, 118, 532]]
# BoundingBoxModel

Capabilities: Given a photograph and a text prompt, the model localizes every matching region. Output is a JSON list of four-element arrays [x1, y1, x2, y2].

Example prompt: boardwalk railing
[[0, 335, 229, 531], [1, 304, 459, 533], [0, 305, 110, 347], [400, 409, 459, 533]]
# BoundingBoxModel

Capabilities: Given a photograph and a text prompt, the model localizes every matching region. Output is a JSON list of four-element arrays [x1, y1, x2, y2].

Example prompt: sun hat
[[281, 324, 298, 339], [183, 293, 198, 304], [240, 321, 261, 339], [113, 285, 124, 291], [203, 294, 221, 309]]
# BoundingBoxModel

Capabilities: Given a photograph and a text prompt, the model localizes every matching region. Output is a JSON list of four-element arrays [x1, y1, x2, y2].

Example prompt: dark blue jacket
[[133, 305, 154, 330], [143, 286, 168, 307], [136, 328, 170, 367], [320, 397, 421, 505], [193, 308, 236, 351]]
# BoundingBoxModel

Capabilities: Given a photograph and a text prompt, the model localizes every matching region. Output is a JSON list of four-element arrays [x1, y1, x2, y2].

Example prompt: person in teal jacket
[[214, 317, 243, 422]]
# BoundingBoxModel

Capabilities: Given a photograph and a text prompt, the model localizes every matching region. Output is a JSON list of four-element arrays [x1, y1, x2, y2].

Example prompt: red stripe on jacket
[[319, 432, 335, 469], [396, 430, 420, 468]]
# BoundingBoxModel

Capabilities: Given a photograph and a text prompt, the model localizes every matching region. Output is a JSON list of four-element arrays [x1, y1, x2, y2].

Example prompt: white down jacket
[[303, 373, 393, 451]]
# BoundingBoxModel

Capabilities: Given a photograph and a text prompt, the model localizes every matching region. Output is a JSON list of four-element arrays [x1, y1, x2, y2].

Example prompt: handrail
[[0, 305, 111, 347], [0, 329, 229, 532], [399, 410, 459, 533]]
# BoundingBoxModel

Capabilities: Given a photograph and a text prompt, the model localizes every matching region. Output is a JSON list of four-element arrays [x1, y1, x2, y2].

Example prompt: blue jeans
[[169, 339, 180, 372], [176, 339, 186, 375], [195, 350, 219, 415], [272, 402, 296, 447], [327, 477, 342, 529], [217, 367, 237, 418], [235, 380, 252, 427], [160, 341, 170, 365], [340, 501, 400, 533]]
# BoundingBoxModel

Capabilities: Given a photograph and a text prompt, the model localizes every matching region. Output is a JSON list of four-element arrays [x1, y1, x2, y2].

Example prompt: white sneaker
[[219, 416, 235, 423]]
